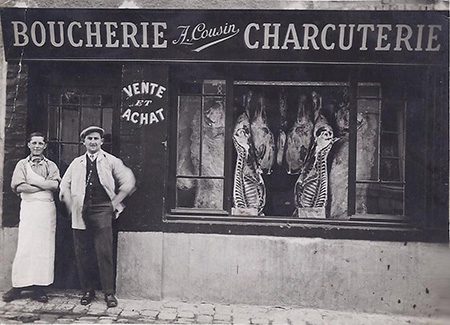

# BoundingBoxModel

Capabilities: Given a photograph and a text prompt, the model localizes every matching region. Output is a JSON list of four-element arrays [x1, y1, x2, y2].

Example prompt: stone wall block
[[5, 83, 28, 107], [2, 63, 28, 227], [5, 64, 28, 112]]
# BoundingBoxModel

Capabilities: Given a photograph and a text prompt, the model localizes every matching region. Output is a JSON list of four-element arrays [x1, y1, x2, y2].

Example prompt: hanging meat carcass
[[285, 94, 314, 174], [276, 88, 288, 166], [328, 87, 378, 218], [232, 92, 266, 215], [250, 93, 276, 175], [328, 88, 351, 219], [294, 124, 338, 210], [312, 90, 329, 131], [334, 87, 350, 137]]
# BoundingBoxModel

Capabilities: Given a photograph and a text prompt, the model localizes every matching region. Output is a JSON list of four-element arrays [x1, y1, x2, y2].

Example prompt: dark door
[[31, 62, 121, 289]]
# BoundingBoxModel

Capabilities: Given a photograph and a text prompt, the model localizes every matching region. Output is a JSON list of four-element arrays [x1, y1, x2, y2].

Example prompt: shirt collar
[[87, 152, 100, 161], [28, 155, 47, 165]]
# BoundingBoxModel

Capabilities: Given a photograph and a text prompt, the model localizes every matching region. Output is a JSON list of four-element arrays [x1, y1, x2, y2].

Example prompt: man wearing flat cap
[[60, 126, 135, 308]]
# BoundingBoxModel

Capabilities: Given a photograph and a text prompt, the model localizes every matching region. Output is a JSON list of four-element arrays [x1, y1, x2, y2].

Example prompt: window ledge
[[163, 214, 448, 243]]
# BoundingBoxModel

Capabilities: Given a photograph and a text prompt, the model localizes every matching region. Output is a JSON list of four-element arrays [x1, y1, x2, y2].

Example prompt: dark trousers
[[73, 202, 114, 295]]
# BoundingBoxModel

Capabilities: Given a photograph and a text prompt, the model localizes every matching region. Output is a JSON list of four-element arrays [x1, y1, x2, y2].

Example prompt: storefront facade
[[0, 1, 449, 317]]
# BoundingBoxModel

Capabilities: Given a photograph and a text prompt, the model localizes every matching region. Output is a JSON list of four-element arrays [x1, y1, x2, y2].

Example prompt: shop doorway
[[29, 62, 122, 289]]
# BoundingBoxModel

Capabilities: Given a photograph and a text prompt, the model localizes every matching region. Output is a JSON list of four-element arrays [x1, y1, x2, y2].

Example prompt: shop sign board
[[1, 8, 448, 65]]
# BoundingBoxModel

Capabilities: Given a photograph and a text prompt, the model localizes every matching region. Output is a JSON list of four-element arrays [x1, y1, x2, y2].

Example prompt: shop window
[[167, 66, 446, 231]]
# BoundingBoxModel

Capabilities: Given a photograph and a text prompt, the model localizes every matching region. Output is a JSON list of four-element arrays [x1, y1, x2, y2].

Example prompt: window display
[[233, 82, 348, 218], [172, 71, 414, 220]]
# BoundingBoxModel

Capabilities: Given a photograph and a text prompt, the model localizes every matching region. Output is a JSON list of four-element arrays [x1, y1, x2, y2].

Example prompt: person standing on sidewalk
[[59, 126, 135, 308], [2, 132, 60, 303]]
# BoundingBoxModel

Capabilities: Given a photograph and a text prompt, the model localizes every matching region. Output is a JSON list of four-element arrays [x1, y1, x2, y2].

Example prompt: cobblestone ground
[[0, 290, 448, 324]]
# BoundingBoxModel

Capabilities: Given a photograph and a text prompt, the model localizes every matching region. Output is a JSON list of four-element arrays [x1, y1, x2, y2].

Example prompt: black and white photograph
[[0, 0, 449, 324]]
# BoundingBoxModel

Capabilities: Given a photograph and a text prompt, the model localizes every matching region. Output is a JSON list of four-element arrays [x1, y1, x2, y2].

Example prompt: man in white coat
[[2, 132, 60, 303], [59, 126, 135, 308]]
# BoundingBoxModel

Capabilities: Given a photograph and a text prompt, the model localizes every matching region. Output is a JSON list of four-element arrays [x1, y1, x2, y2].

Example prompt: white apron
[[11, 162, 56, 288]]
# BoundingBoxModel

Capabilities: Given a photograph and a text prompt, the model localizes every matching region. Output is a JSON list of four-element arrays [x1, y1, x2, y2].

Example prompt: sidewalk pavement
[[0, 289, 448, 324]]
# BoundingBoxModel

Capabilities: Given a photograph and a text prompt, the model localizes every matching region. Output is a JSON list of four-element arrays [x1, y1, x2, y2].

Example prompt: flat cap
[[80, 126, 105, 139]]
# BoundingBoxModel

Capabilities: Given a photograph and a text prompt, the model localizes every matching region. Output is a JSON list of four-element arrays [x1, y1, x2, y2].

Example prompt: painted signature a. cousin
[[172, 22, 240, 52]]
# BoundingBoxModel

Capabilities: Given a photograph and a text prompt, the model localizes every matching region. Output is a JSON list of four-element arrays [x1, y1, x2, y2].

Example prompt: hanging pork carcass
[[294, 124, 338, 211], [276, 88, 288, 166], [312, 90, 329, 131], [250, 93, 276, 175], [285, 94, 314, 174], [232, 92, 266, 215]]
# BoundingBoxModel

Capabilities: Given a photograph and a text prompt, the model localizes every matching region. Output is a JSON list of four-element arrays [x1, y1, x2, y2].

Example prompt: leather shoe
[[80, 290, 95, 305], [32, 290, 48, 303], [104, 294, 118, 308], [2, 288, 21, 302]]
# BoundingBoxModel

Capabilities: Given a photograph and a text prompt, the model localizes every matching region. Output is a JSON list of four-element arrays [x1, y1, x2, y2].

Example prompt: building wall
[[0, 0, 449, 317], [117, 232, 450, 316]]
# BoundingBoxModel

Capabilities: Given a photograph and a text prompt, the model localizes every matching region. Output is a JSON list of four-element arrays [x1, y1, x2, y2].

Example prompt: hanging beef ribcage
[[286, 94, 313, 174], [232, 107, 266, 215], [250, 94, 276, 175], [295, 92, 336, 211], [295, 141, 333, 208], [294, 124, 336, 209]]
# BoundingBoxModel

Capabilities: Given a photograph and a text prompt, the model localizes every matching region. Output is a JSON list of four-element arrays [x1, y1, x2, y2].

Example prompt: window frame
[[351, 82, 408, 219], [172, 80, 228, 214], [45, 86, 118, 169]]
